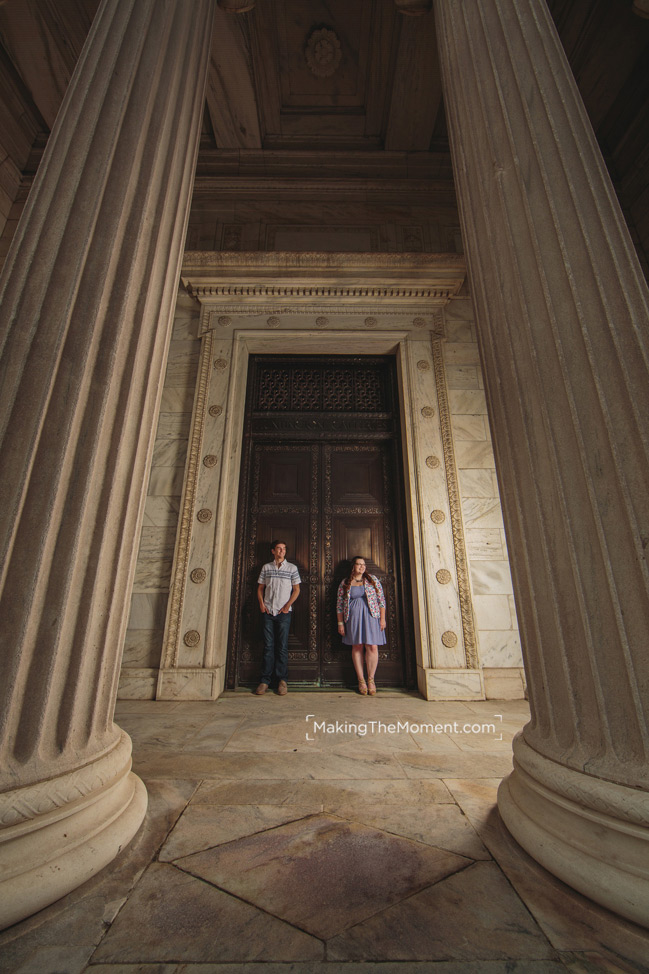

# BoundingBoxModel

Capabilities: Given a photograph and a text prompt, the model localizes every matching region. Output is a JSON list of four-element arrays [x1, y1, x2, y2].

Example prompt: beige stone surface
[[2, 697, 645, 970], [178, 813, 470, 940], [437, 0, 649, 924]]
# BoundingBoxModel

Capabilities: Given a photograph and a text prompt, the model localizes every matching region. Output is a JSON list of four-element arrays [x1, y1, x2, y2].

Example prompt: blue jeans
[[260, 611, 291, 684]]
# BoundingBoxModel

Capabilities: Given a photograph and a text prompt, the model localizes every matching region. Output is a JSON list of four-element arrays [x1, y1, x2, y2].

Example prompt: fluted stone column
[[435, 0, 649, 926], [0, 0, 214, 929]]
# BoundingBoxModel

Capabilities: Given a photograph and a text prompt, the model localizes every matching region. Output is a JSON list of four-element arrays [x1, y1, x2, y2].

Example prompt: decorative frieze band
[[432, 336, 479, 668], [162, 330, 213, 668]]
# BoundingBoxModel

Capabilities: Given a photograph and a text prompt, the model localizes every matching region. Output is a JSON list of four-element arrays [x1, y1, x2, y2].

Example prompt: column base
[[0, 732, 147, 930], [498, 733, 649, 929], [417, 665, 485, 700]]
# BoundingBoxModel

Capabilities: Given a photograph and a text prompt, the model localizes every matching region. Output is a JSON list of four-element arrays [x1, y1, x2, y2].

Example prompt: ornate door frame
[[156, 251, 484, 701]]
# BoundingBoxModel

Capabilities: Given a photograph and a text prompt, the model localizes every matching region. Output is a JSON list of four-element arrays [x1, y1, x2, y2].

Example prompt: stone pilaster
[[435, 0, 649, 925], [0, 0, 213, 928]]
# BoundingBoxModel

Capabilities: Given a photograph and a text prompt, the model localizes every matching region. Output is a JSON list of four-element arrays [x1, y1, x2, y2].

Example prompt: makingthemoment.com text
[[306, 717, 499, 737]]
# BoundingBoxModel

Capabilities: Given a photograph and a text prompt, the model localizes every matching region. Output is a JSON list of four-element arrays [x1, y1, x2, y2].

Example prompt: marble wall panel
[[147, 466, 185, 496], [152, 438, 188, 468], [445, 309, 523, 676], [479, 631, 522, 667], [458, 469, 498, 497], [472, 594, 512, 630], [156, 412, 193, 439], [465, 529, 504, 560], [444, 343, 481, 365], [128, 593, 169, 631], [120, 290, 201, 698], [143, 496, 180, 527], [452, 414, 487, 440], [122, 629, 165, 667], [448, 389, 488, 414], [160, 387, 196, 412], [454, 441, 496, 469], [446, 365, 480, 389]]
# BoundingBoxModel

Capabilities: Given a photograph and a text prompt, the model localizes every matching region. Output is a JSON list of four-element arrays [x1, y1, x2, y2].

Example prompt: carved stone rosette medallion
[[431, 509, 446, 523], [208, 404, 222, 417], [197, 508, 212, 522], [267, 316, 281, 328], [441, 630, 458, 648], [183, 630, 201, 647], [426, 455, 441, 469], [203, 454, 218, 467], [213, 357, 228, 370], [190, 568, 207, 584], [421, 406, 435, 418], [417, 359, 430, 371], [305, 26, 342, 78], [436, 568, 452, 584]]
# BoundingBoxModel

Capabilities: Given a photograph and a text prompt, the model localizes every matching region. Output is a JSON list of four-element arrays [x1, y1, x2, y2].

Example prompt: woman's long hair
[[342, 556, 380, 594]]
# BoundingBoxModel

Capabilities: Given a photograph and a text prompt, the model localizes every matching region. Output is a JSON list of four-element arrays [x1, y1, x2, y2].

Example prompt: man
[[256, 540, 301, 695]]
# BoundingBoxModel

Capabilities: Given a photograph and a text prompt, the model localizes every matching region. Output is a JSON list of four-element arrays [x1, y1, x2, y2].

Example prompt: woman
[[336, 556, 386, 695]]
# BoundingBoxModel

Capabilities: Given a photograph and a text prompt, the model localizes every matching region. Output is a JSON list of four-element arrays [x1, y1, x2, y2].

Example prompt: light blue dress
[[342, 584, 386, 646]]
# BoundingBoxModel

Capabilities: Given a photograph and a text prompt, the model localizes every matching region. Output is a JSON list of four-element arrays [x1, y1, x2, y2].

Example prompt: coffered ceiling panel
[[249, 0, 399, 148]]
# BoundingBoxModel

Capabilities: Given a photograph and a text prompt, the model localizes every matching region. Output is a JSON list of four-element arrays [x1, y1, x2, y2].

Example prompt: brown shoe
[[277, 680, 288, 695], [255, 683, 268, 695]]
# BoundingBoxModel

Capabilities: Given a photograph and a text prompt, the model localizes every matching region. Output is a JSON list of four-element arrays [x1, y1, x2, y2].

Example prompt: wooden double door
[[227, 356, 413, 689]]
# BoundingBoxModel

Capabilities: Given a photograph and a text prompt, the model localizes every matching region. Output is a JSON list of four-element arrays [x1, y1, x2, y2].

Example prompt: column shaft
[[435, 0, 649, 925], [0, 0, 214, 928]]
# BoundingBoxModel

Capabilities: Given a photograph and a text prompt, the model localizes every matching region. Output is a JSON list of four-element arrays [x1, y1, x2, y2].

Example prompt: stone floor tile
[[327, 800, 491, 860], [176, 963, 568, 974], [177, 813, 470, 940], [0, 944, 94, 974], [397, 750, 514, 778], [158, 803, 321, 860], [86, 966, 180, 974], [91, 863, 323, 964], [0, 780, 196, 974], [134, 749, 408, 781], [327, 861, 557, 962], [444, 781, 649, 971], [191, 776, 453, 807], [117, 713, 221, 749]]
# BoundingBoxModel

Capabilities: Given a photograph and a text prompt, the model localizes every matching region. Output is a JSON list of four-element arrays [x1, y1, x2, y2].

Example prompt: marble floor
[[1, 691, 648, 974]]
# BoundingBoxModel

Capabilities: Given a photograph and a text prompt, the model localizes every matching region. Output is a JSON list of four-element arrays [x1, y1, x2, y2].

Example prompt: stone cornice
[[191, 176, 456, 202], [182, 252, 466, 306]]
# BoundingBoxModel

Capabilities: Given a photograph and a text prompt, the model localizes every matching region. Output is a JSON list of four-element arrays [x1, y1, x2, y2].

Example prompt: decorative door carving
[[228, 356, 413, 688]]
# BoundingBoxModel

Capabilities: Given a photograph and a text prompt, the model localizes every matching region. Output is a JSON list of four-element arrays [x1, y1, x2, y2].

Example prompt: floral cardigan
[[336, 574, 386, 622]]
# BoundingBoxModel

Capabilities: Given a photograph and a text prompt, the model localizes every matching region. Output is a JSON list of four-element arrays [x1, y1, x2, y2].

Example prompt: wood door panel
[[330, 450, 384, 506], [258, 450, 311, 506], [230, 356, 412, 689]]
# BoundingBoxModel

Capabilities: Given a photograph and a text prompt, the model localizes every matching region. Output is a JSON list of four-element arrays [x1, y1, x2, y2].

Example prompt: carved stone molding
[[162, 331, 213, 668], [432, 337, 479, 668], [182, 252, 466, 308], [305, 27, 341, 78], [0, 732, 133, 828]]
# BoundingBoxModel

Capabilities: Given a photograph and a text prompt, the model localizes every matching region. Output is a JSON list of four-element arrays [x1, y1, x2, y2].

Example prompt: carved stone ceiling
[[0, 0, 646, 176], [206, 0, 445, 152]]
